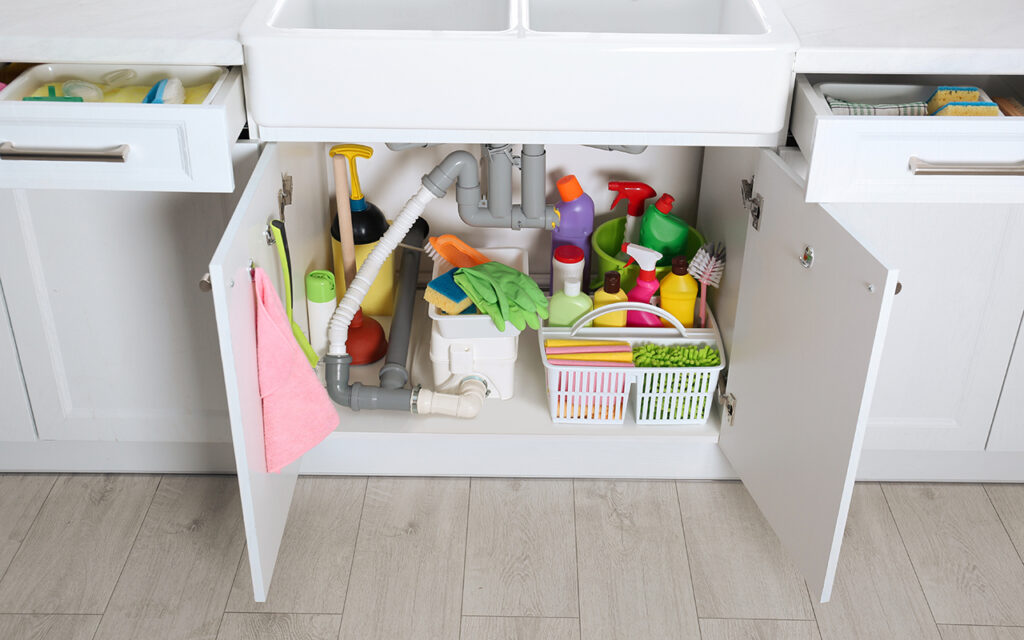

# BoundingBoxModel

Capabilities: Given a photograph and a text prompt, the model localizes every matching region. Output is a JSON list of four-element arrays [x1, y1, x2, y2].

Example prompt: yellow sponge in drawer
[[932, 102, 1001, 116], [927, 86, 980, 114]]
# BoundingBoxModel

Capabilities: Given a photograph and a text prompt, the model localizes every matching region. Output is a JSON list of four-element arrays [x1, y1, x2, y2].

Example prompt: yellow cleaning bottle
[[659, 256, 699, 328], [329, 144, 396, 316], [593, 271, 628, 327]]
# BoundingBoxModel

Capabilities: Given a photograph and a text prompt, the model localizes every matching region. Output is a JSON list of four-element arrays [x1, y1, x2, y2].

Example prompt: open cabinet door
[[719, 150, 898, 603], [209, 142, 330, 601]]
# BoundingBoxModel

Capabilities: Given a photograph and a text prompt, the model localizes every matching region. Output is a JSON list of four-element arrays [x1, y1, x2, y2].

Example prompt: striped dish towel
[[826, 96, 928, 116]]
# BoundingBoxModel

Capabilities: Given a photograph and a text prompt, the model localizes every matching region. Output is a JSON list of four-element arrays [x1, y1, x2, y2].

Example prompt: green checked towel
[[826, 95, 928, 116]]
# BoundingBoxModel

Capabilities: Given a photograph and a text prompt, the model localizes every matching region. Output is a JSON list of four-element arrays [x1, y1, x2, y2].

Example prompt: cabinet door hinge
[[741, 177, 762, 231], [278, 173, 293, 220], [717, 374, 736, 425]]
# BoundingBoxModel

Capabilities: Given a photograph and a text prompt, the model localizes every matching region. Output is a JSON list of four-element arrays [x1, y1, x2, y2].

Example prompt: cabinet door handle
[[0, 142, 128, 163], [909, 157, 1024, 176]]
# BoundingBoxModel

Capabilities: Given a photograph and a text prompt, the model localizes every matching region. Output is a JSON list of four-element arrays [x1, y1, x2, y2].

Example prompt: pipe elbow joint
[[422, 150, 479, 197]]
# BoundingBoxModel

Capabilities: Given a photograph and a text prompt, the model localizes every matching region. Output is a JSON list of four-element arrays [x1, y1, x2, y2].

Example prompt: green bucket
[[590, 216, 705, 291]]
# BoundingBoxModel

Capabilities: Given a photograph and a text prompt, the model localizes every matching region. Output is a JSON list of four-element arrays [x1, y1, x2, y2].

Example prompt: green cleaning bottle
[[549, 278, 594, 328], [638, 193, 688, 267]]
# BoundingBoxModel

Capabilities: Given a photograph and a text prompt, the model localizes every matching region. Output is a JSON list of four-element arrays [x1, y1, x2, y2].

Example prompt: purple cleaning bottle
[[550, 174, 595, 293]]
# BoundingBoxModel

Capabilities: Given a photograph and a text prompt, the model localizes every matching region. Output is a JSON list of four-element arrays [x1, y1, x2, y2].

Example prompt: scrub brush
[[424, 234, 491, 271], [687, 242, 726, 329]]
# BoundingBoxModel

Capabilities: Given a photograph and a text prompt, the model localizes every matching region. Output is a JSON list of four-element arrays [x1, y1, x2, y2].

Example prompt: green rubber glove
[[453, 262, 549, 331]]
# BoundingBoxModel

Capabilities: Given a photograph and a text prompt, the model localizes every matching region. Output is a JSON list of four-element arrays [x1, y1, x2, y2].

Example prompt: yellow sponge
[[927, 86, 980, 114], [933, 102, 1001, 117]]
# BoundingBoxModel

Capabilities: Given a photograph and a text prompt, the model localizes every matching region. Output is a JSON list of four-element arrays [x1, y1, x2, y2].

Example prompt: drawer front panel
[[0, 68, 245, 192], [792, 75, 1024, 204]]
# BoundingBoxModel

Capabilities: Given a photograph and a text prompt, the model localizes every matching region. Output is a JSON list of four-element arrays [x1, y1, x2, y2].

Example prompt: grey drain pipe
[[324, 219, 428, 411]]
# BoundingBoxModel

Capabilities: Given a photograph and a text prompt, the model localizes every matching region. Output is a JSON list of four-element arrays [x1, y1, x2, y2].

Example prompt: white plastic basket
[[538, 302, 726, 425]]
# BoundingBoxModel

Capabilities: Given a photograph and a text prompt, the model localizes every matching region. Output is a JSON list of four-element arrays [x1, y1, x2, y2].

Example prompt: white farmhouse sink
[[240, 0, 798, 144]]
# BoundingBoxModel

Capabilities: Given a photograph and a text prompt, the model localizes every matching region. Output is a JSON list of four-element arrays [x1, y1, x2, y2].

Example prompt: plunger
[[330, 146, 388, 365]]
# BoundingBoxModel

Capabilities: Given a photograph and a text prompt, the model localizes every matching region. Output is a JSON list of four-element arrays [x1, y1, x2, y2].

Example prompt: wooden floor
[[1, 476, 1024, 640]]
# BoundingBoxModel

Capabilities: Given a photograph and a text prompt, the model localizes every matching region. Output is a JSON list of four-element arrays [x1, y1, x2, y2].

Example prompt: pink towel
[[254, 268, 339, 473]]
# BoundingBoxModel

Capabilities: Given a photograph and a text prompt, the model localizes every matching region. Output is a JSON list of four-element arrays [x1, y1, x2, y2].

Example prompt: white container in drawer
[[0, 64, 246, 192], [790, 75, 1024, 204]]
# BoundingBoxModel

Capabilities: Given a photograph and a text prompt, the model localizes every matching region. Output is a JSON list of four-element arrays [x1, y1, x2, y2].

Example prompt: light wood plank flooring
[[1, 475, 1023, 639]]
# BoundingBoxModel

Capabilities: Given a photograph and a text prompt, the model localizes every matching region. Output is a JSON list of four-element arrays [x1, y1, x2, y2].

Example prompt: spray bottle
[[551, 175, 595, 292], [622, 243, 664, 328], [608, 181, 656, 260], [638, 193, 688, 267]]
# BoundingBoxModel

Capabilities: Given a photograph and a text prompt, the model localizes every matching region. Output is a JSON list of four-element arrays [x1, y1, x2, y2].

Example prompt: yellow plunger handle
[[328, 144, 373, 202]]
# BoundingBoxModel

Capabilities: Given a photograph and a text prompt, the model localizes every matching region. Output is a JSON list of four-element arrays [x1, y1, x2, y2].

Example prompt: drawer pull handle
[[0, 142, 128, 163], [909, 157, 1024, 176]]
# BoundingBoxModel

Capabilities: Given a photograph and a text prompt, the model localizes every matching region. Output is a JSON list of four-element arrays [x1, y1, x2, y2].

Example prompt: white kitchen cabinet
[[0, 276, 35, 441], [0, 144, 259, 444], [210, 142, 897, 602]]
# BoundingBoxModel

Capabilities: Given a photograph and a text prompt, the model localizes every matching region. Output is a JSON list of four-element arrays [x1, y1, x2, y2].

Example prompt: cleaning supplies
[[424, 269, 473, 315], [933, 102, 1000, 116], [622, 243, 664, 328], [593, 271, 628, 328], [688, 242, 726, 329], [327, 145, 387, 365], [142, 77, 185, 104], [638, 194, 688, 267], [551, 245, 585, 296], [633, 343, 721, 368], [329, 144, 396, 316], [425, 234, 491, 270], [659, 256, 699, 328], [269, 220, 319, 368], [551, 175, 595, 292], [548, 278, 593, 328], [305, 270, 336, 359], [995, 96, 1024, 116], [253, 268, 339, 474], [454, 262, 549, 331], [927, 86, 980, 114], [609, 181, 657, 260]]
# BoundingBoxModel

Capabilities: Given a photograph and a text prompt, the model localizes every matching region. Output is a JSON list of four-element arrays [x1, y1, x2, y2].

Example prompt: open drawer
[[791, 74, 1024, 204], [0, 64, 246, 192]]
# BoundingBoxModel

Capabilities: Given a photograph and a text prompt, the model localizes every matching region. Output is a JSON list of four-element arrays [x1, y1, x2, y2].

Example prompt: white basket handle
[[567, 302, 688, 337]]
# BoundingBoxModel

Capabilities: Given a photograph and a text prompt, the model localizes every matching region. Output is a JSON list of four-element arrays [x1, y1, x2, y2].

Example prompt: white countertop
[[779, 0, 1024, 74], [0, 0, 256, 66], [0, 0, 1019, 75]]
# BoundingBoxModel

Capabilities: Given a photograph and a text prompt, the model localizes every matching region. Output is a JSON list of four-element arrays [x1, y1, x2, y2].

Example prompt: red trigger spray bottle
[[608, 181, 657, 260]]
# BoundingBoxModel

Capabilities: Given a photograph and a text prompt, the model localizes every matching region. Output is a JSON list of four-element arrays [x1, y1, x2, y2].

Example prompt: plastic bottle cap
[[563, 277, 582, 297], [556, 175, 584, 202], [655, 193, 675, 214], [671, 256, 689, 276], [306, 270, 336, 303], [603, 270, 621, 294], [554, 245, 584, 264]]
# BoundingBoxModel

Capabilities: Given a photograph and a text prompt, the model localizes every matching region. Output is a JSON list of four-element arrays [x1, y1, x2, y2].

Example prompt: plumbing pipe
[[328, 185, 434, 356], [414, 377, 487, 418], [422, 146, 558, 230], [585, 145, 648, 154], [379, 218, 429, 390], [324, 354, 412, 411]]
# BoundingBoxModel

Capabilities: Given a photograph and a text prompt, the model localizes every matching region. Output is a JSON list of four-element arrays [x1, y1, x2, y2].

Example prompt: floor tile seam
[[337, 477, 370, 637], [95, 473, 163, 620], [0, 473, 60, 588], [457, 477, 473, 640], [983, 485, 1024, 569], [572, 480, 583, 640], [879, 483, 943, 636], [673, 481, 704, 632]]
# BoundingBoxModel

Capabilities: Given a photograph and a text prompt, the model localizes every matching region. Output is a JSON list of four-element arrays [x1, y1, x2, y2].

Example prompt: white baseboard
[[0, 441, 236, 473], [857, 449, 1024, 482], [2, 438, 1021, 483]]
